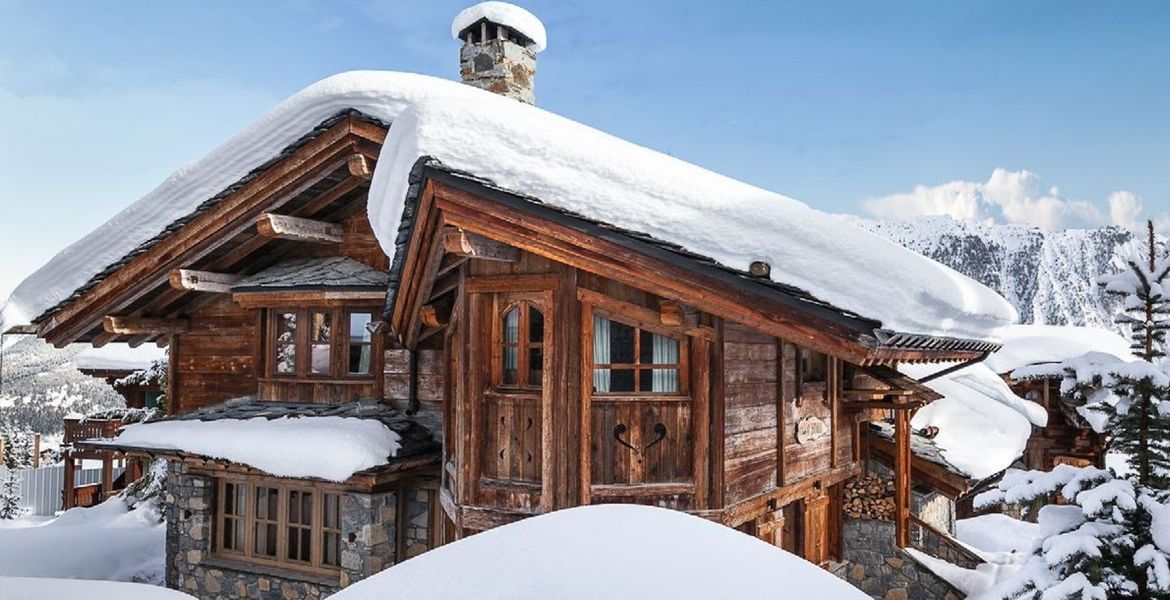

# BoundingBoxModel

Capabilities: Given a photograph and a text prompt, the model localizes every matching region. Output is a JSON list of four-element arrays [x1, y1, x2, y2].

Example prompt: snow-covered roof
[[84, 399, 438, 481], [901, 363, 1047, 480], [3, 71, 1015, 342], [232, 257, 388, 291], [983, 324, 1135, 375], [451, 2, 548, 52], [74, 343, 166, 372], [330, 504, 869, 600]]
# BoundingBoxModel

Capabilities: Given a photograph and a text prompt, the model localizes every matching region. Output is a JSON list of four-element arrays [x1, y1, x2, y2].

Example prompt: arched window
[[499, 302, 544, 389]]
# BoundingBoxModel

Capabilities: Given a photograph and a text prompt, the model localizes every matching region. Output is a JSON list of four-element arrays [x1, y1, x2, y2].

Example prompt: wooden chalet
[[3, 4, 1017, 599]]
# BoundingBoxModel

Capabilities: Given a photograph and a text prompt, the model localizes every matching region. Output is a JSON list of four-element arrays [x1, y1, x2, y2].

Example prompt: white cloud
[[864, 168, 1165, 231]]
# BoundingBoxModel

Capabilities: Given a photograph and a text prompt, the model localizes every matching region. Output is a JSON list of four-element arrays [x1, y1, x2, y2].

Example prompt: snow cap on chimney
[[452, 2, 546, 104]]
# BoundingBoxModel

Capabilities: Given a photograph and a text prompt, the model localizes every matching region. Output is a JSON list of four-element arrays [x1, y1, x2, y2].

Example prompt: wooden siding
[[722, 323, 779, 505], [171, 296, 258, 413]]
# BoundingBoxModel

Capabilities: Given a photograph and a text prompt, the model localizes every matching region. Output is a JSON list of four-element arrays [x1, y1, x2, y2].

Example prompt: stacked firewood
[[843, 474, 896, 520]]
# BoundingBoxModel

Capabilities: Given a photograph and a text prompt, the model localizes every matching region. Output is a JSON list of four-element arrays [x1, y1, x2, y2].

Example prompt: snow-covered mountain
[[0, 336, 124, 434], [852, 216, 1131, 330]]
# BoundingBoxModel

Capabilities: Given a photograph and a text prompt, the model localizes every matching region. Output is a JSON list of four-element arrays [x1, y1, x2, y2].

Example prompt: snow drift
[[330, 504, 869, 600], [4, 71, 1014, 343]]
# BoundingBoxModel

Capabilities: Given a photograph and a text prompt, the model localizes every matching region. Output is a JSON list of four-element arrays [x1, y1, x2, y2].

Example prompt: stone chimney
[[452, 2, 547, 104]]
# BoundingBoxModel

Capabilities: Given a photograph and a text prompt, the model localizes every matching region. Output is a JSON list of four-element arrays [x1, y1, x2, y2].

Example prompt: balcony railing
[[62, 418, 123, 444]]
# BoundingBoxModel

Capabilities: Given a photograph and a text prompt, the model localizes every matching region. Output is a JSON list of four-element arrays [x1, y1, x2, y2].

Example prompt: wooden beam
[[443, 228, 520, 262], [103, 316, 189, 336], [256, 213, 344, 244], [420, 295, 454, 329], [894, 406, 912, 548], [347, 154, 373, 179], [169, 269, 242, 294], [659, 299, 682, 326], [88, 331, 119, 348]]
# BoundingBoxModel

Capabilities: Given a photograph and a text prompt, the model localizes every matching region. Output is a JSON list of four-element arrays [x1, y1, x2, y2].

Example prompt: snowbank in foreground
[[0, 498, 163, 582], [2, 576, 194, 600], [105, 416, 401, 482], [4, 71, 1014, 342], [331, 504, 869, 600]]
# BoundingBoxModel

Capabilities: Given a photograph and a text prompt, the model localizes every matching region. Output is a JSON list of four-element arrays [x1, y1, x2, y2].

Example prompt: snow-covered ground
[[905, 513, 1041, 598], [0, 497, 164, 583], [2, 576, 194, 600], [332, 504, 869, 600]]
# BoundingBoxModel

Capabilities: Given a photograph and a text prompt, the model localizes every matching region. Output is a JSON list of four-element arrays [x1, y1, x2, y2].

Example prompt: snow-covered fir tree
[[979, 221, 1170, 600], [0, 470, 22, 520], [0, 423, 35, 470]]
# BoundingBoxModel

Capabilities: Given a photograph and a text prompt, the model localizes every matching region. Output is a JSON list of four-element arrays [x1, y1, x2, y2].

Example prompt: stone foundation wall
[[165, 462, 434, 600], [839, 518, 964, 600]]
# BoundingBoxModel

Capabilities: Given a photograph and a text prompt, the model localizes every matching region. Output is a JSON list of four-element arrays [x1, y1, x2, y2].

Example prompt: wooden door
[[803, 492, 831, 565]]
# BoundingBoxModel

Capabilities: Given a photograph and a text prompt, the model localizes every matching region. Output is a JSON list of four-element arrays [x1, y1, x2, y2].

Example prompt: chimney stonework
[[458, 23, 537, 104]]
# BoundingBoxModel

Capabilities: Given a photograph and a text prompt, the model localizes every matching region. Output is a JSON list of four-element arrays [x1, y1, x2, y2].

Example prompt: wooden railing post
[[894, 406, 911, 548], [62, 450, 76, 511]]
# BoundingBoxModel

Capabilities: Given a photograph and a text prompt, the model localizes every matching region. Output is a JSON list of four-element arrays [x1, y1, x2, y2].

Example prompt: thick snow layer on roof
[[331, 504, 869, 600], [104, 416, 401, 481], [74, 343, 166, 372], [451, 2, 547, 52], [906, 363, 1046, 479], [983, 324, 1135, 375], [5, 71, 1014, 341]]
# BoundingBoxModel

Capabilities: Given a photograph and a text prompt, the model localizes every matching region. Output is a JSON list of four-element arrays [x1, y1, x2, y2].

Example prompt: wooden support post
[[443, 229, 521, 262], [894, 406, 912, 548], [32, 434, 40, 468], [103, 316, 189, 336], [62, 450, 75, 511], [256, 213, 345, 244], [101, 455, 114, 501], [169, 268, 242, 293]]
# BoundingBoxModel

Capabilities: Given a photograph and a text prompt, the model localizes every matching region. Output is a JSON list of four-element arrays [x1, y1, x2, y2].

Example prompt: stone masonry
[[459, 37, 537, 104], [839, 518, 964, 600], [165, 462, 427, 600]]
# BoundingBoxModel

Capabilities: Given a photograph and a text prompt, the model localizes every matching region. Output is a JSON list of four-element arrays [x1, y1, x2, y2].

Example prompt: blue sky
[[1, 0, 1168, 295]]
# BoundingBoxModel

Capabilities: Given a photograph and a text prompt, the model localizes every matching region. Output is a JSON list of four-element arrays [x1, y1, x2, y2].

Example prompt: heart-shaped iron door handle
[[613, 422, 668, 454]]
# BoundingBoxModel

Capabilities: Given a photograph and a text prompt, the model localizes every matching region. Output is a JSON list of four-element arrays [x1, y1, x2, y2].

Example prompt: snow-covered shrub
[[0, 470, 24, 520]]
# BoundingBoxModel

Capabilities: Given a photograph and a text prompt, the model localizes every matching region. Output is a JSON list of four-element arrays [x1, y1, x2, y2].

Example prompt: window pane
[[640, 331, 679, 365], [325, 495, 339, 528], [278, 312, 297, 342], [301, 492, 312, 526], [606, 319, 635, 364], [503, 346, 517, 385], [640, 368, 679, 393], [287, 526, 299, 560], [503, 307, 519, 343], [223, 517, 235, 549], [324, 532, 339, 566], [608, 368, 635, 392], [349, 344, 372, 375], [234, 520, 244, 551], [528, 347, 543, 385], [528, 306, 543, 344], [311, 344, 331, 375], [289, 491, 300, 523], [224, 483, 235, 514], [300, 529, 311, 561], [349, 313, 372, 343], [312, 312, 332, 343]]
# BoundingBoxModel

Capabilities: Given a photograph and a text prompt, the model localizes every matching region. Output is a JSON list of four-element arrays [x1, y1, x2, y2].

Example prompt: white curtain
[[592, 315, 610, 393], [651, 333, 679, 392], [503, 308, 519, 379]]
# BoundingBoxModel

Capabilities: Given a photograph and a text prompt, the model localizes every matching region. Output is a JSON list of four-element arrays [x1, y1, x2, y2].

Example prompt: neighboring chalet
[[985, 324, 1135, 472], [0, 4, 1018, 599], [65, 344, 166, 508]]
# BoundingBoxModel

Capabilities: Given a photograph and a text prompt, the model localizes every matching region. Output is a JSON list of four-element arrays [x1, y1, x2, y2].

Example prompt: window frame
[[490, 297, 548, 392], [588, 309, 690, 398], [213, 475, 343, 577], [265, 306, 380, 381]]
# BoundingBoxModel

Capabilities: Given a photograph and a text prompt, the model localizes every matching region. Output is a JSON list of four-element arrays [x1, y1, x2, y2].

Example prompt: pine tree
[[0, 470, 22, 520], [978, 221, 1170, 600], [1082, 220, 1170, 490]]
